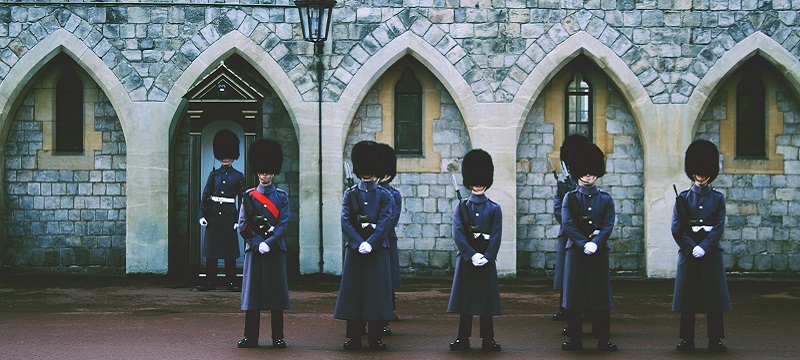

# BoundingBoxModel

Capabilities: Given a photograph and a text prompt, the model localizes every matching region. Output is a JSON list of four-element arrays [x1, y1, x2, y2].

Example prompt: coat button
[[588, 207, 592, 211], [223, 180, 226, 184], [699, 219, 704, 223], [699, 205, 703, 209]]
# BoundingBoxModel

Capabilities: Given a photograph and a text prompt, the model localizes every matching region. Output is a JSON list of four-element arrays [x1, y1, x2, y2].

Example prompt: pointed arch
[[166, 31, 305, 140], [686, 32, 800, 134], [0, 28, 132, 141], [512, 32, 653, 146], [335, 31, 479, 144]]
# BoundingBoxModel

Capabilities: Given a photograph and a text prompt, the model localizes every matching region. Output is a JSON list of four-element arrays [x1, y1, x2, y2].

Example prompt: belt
[[211, 196, 236, 204], [691, 225, 713, 233], [473, 233, 490, 240]]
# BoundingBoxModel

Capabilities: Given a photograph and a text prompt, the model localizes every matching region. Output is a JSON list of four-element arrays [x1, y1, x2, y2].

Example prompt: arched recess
[[165, 31, 306, 141], [512, 32, 653, 147], [686, 32, 800, 135], [0, 29, 132, 150], [336, 32, 479, 145]]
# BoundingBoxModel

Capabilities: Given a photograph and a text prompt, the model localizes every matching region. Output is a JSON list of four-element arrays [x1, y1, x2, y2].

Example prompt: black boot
[[708, 339, 727, 352], [562, 339, 583, 351], [449, 338, 470, 351], [676, 339, 695, 351], [481, 338, 501, 351]]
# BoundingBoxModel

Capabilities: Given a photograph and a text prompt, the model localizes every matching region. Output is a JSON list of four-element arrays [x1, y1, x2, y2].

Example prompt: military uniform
[[236, 139, 290, 349], [378, 143, 402, 327], [448, 149, 502, 352], [671, 139, 730, 352], [334, 141, 395, 351], [198, 129, 245, 291], [552, 135, 589, 321], [560, 142, 618, 351]]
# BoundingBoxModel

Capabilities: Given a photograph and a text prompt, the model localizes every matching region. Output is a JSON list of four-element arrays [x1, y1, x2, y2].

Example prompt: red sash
[[247, 189, 280, 219]]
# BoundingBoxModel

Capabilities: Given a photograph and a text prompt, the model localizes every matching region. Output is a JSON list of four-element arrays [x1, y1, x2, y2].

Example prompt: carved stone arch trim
[[336, 31, 478, 146]]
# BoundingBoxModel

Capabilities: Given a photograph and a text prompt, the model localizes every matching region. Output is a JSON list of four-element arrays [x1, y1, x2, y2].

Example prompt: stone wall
[[696, 81, 800, 276], [3, 78, 126, 273]]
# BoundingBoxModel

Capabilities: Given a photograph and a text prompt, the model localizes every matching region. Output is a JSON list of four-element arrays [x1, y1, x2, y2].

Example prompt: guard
[[378, 143, 403, 335], [671, 139, 731, 352], [560, 142, 618, 351], [447, 149, 502, 352], [236, 139, 291, 349], [334, 140, 395, 351], [198, 129, 245, 292]]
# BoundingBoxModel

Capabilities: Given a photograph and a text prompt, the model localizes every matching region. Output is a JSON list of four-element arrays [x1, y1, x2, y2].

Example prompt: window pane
[[565, 71, 592, 139], [736, 74, 766, 158], [395, 69, 423, 155], [56, 68, 84, 153]]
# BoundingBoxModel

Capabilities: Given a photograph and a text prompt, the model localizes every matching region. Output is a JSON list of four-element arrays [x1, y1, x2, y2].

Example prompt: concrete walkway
[[1, 274, 798, 359]]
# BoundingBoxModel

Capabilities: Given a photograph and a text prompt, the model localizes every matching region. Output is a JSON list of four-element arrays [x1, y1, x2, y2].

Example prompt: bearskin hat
[[569, 142, 606, 179], [685, 139, 719, 182], [379, 143, 397, 183], [462, 149, 494, 189], [351, 141, 383, 178], [560, 134, 589, 171], [248, 139, 283, 175], [213, 129, 240, 160]]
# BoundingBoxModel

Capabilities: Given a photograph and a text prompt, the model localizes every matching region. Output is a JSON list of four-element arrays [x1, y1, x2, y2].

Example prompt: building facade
[[1, 0, 799, 278]]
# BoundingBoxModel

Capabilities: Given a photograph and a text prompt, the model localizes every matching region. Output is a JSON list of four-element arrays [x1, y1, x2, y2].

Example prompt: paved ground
[[1, 273, 799, 359]]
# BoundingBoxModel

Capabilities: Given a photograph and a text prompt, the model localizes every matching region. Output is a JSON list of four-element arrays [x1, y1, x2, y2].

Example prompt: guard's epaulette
[[275, 187, 288, 195], [599, 190, 611, 195], [245, 187, 257, 194]]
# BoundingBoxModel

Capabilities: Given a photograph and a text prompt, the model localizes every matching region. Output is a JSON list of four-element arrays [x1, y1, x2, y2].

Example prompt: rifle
[[344, 162, 355, 188], [566, 191, 598, 239], [547, 158, 571, 200], [240, 190, 272, 239], [451, 174, 488, 253]]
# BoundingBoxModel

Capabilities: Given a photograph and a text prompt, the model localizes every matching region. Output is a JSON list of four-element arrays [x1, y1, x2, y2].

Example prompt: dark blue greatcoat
[[237, 183, 290, 311], [334, 180, 395, 321], [671, 184, 731, 313], [200, 165, 245, 259], [553, 176, 578, 290], [447, 193, 502, 316], [381, 183, 403, 290], [561, 185, 615, 311]]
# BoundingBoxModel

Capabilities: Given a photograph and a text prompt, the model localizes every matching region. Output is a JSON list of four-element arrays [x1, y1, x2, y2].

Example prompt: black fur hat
[[569, 142, 605, 179], [685, 139, 719, 182], [351, 141, 383, 178], [462, 149, 494, 189], [379, 143, 397, 183], [248, 139, 283, 175], [213, 129, 240, 160], [560, 134, 589, 171]]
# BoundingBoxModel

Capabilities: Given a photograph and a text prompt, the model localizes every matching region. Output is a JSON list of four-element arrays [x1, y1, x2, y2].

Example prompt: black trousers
[[204, 258, 237, 284], [567, 309, 610, 341], [244, 310, 284, 340], [680, 312, 724, 340], [346, 320, 386, 343], [457, 314, 494, 339]]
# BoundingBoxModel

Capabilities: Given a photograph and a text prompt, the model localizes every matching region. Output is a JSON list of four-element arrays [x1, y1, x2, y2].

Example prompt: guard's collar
[[258, 183, 275, 194], [358, 180, 378, 191], [468, 193, 488, 204], [578, 185, 600, 195], [690, 183, 712, 195]]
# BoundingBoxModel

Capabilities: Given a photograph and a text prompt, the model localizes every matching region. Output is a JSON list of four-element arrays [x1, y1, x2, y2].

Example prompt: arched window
[[565, 71, 592, 139], [394, 69, 423, 156], [735, 71, 766, 158], [56, 67, 84, 153]]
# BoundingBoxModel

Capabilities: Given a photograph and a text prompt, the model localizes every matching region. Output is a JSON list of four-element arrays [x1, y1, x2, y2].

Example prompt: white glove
[[258, 242, 270, 254], [471, 253, 486, 266], [692, 245, 705, 258], [358, 242, 372, 254], [584, 242, 598, 255], [199, 217, 208, 226], [476, 257, 489, 267]]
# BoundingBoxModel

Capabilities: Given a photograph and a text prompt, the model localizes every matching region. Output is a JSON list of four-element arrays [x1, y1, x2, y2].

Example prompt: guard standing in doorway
[[378, 143, 403, 335], [448, 149, 502, 352], [198, 129, 245, 292], [560, 142, 618, 351], [334, 140, 395, 351], [671, 139, 731, 352], [236, 139, 291, 349]]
